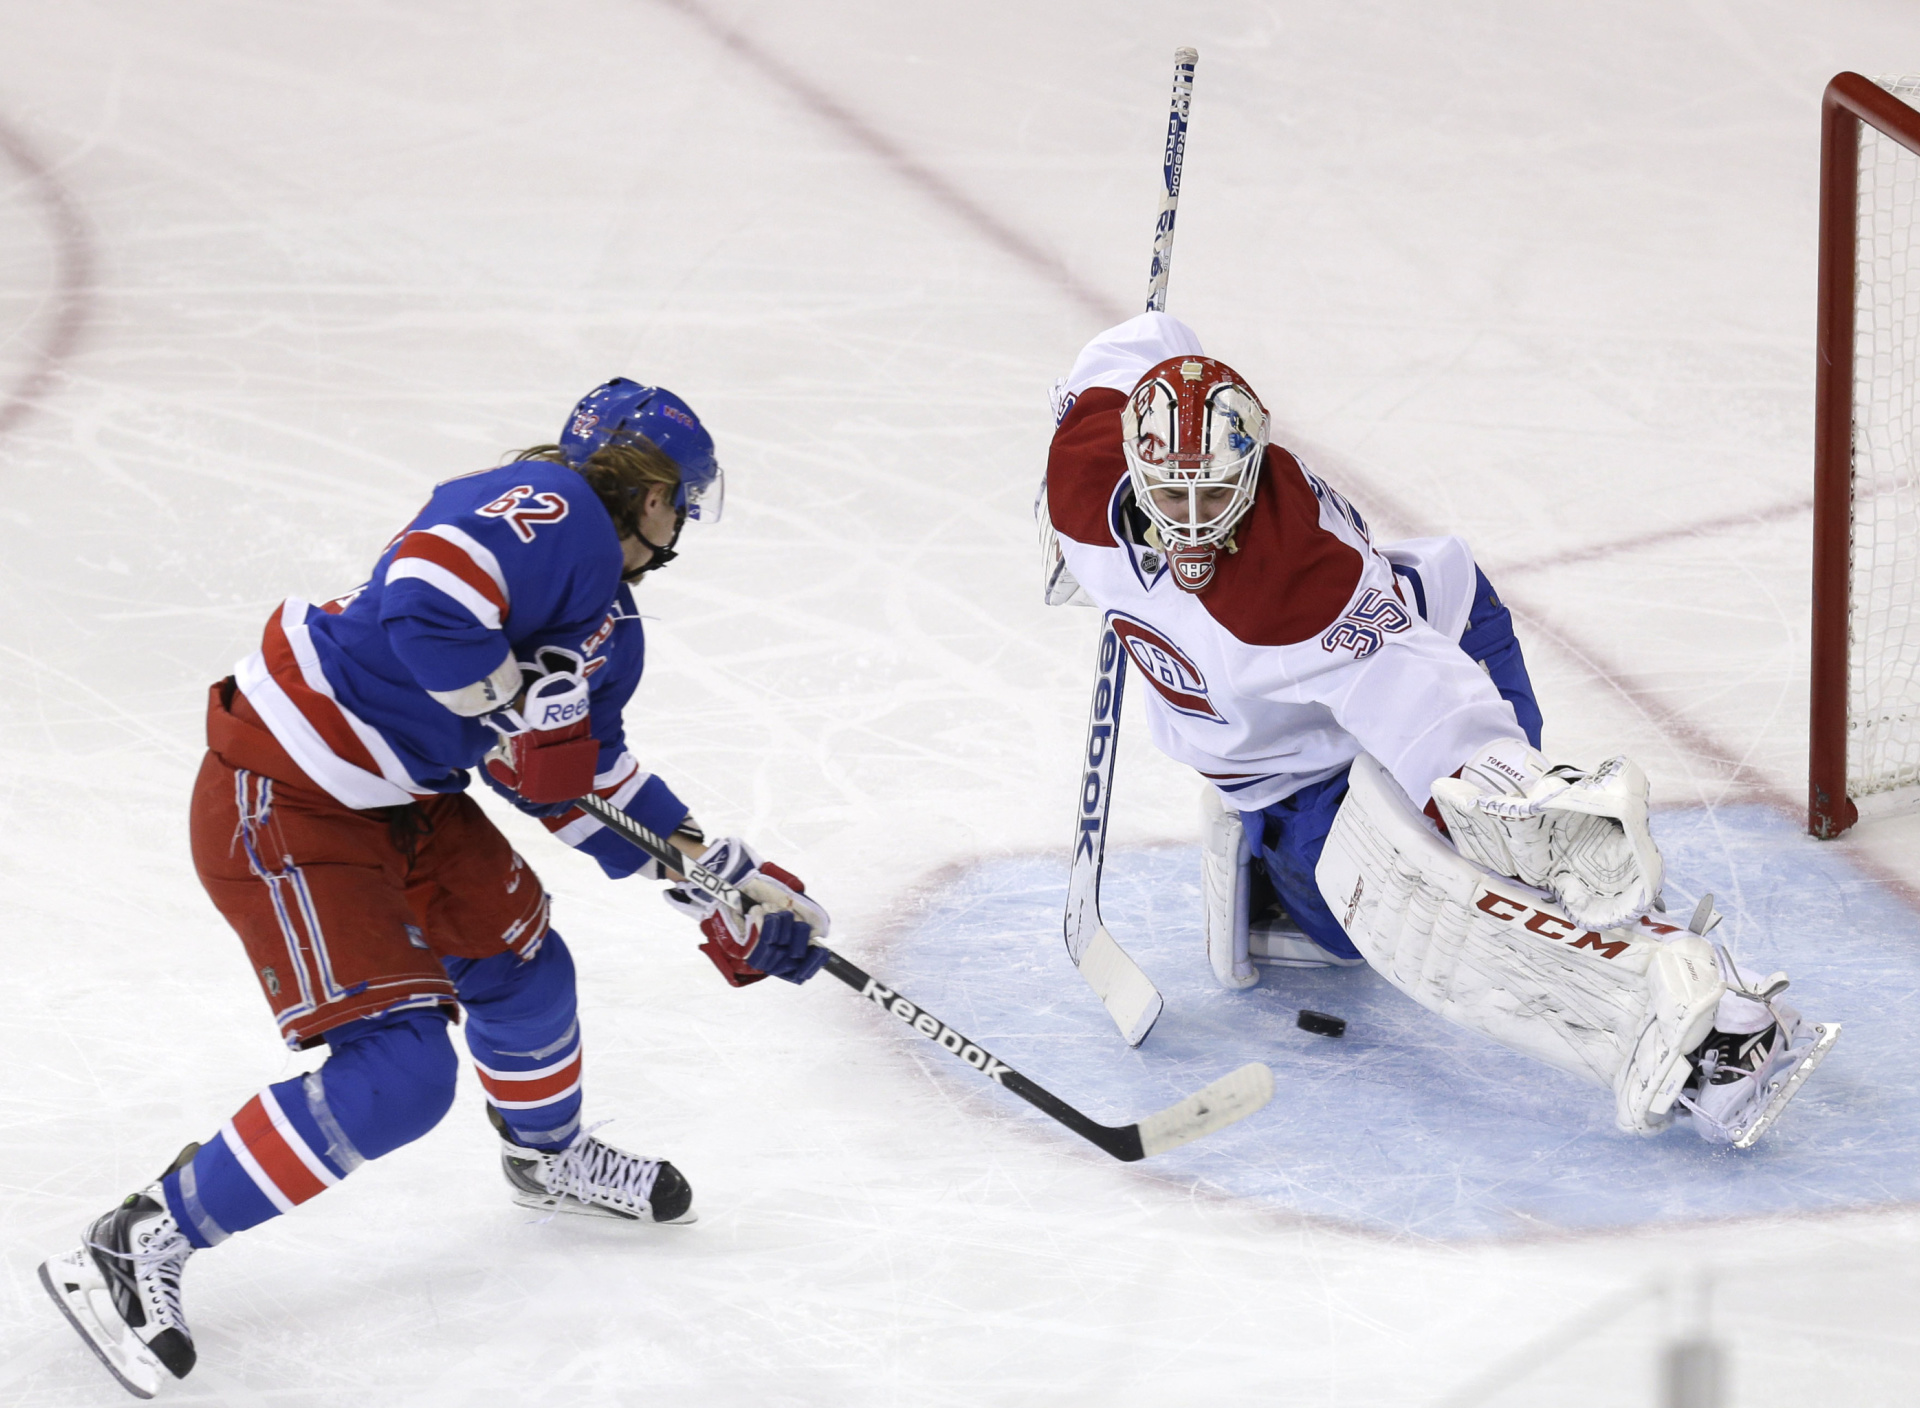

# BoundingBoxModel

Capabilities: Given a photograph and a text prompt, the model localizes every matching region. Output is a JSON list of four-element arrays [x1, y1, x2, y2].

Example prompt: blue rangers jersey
[[234, 457, 686, 877]]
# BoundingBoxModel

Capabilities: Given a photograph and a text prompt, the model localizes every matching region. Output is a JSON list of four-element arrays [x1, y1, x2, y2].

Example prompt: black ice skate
[[488, 1105, 695, 1224], [39, 1161, 198, 1400]]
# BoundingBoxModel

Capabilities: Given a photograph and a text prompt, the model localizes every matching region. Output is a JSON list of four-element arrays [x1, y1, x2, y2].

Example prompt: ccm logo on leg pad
[[1473, 885, 1630, 959]]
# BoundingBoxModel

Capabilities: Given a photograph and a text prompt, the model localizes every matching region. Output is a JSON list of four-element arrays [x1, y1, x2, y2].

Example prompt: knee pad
[[315, 1006, 459, 1161], [448, 931, 577, 1036]]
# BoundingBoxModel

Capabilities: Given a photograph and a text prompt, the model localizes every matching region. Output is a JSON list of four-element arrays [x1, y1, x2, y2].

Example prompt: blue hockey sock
[[446, 933, 583, 1151], [161, 1007, 458, 1249]]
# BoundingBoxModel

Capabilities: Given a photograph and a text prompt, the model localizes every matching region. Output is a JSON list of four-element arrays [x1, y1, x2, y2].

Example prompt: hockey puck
[[1296, 1009, 1346, 1038]]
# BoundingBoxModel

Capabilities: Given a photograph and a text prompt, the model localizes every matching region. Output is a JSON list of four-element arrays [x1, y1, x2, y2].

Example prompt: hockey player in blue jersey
[[39, 380, 828, 1398]]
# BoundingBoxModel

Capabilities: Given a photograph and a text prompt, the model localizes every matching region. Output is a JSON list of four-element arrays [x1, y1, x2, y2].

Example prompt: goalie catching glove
[[663, 837, 832, 987], [1429, 739, 1664, 931], [481, 647, 600, 806]]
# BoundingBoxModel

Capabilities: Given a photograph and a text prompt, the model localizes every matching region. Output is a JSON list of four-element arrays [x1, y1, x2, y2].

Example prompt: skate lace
[[88, 1225, 193, 1330], [543, 1121, 661, 1214], [1676, 1022, 1793, 1140]]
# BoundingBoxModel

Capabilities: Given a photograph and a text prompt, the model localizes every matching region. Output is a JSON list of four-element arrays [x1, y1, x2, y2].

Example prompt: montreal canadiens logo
[[1168, 547, 1216, 591], [1109, 614, 1224, 722]]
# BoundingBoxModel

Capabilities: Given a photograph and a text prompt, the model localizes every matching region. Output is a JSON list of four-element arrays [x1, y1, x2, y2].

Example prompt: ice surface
[[879, 806, 1910, 1239], [5, 1, 1920, 1404]]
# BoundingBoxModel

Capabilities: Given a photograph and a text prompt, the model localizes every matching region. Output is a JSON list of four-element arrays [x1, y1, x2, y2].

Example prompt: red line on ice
[[657, 0, 1127, 326], [0, 115, 93, 439]]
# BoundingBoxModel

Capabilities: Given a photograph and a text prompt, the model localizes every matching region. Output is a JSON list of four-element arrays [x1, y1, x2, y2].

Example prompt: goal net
[[1810, 74, 1920, 836]]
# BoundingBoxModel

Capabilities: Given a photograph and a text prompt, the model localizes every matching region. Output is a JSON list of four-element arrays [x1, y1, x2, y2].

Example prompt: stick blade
[[1135, 1062, 1274, 1158], [1078, 925, 1163, 1046]]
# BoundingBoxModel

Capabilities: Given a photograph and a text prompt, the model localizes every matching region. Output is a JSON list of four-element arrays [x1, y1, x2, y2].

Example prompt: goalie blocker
[[1314, 755, 1837, 1145]]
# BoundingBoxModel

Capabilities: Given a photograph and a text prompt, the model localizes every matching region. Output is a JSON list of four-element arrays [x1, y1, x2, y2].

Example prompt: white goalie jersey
[[1041, 313, 1522, 811]]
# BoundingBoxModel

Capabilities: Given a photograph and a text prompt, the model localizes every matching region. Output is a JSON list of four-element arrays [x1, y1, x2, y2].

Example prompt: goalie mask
[[1121, 355, 1268, 593]]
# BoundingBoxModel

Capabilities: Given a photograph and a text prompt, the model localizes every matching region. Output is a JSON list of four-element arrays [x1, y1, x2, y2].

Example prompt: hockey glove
[[1430, 741, 1664, 931], [482, 648, 599, 806], [662, 836, 831, 986]]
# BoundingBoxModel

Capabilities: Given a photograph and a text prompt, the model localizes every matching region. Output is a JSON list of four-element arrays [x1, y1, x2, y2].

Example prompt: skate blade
[[38, 1254, 162, 1400], [510, 1190, 699, 1225], [1248, 926, 1367, 968], [1733, 1021, 1841, 1149]]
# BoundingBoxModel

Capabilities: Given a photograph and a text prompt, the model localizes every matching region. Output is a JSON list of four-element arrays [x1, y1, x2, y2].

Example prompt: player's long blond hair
[[512, 441, 680, 542]]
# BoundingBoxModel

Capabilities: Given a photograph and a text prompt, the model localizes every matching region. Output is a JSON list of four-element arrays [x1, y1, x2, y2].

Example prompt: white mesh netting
[[1848, 76, 1920, 800]]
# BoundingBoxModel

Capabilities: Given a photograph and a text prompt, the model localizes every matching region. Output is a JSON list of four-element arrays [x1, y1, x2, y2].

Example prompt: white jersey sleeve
[[1377, 535, 1480, 643], [1049, 311, 1204, 424]]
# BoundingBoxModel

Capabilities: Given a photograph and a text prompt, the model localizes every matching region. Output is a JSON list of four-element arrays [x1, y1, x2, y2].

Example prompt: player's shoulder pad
[[1375, 534, 1479, 640], [1046, 387, 1129, 548], [423, 460, 620, 555], [1197, 446, 1366, 647]]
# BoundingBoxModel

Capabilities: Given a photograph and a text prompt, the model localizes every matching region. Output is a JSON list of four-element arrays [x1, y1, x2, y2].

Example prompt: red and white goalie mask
[[1121, 355, 1268, 592]]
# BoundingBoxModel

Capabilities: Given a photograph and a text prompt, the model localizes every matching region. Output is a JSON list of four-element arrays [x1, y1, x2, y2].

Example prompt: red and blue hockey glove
[[699, 906, 828, 986], [662, 836, 831, 987], [482, 648, 599, 806]]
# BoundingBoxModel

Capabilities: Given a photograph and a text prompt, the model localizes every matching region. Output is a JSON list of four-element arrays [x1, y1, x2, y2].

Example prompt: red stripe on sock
[[475, 1049, 582, 1105], [231, 1095, 329, 1205]]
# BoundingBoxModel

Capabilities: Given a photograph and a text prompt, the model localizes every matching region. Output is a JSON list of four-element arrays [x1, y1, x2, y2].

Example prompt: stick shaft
[[1063, 616, 1127, 961], [819, 950, 1142, 1160], [1145, 47, 1198, 313], [570, 792, 1147, 1160]]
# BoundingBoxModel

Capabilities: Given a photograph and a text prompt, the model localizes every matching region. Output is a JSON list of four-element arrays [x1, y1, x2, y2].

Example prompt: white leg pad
[[1200, 786, 1258, 989], [1316, 756, 1724, 1134]]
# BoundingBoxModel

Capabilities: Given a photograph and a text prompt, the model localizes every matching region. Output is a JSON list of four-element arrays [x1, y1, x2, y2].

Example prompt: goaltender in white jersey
[[1037, 311, 1836, 1149]]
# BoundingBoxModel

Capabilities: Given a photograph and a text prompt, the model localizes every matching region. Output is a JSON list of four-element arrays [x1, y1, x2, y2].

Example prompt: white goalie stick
[[572, 792, 1273, 1161], [1064, 617, 1165, 1045], [1061, 48, 1199, 1046], [1145, 47, 1197, 314]]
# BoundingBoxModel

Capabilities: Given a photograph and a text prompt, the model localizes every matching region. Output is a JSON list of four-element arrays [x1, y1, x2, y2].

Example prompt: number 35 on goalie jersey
[[1321, 588, 1413, 660]]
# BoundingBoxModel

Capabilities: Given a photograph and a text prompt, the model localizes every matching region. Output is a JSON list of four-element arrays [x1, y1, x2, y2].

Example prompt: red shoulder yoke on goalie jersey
[[1046, 387, 1363, 645]]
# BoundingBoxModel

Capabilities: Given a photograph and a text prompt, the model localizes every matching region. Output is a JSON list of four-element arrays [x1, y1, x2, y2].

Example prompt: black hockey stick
[[572, 792, 1272, 1161]]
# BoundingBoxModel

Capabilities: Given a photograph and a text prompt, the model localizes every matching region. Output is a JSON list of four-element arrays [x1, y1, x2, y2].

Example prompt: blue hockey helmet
[[559, 378, 724, 523]]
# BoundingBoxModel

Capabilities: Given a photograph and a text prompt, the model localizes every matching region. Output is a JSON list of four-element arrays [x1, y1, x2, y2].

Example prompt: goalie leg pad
[[1317, 757, 1722, 1123], [1200, 786, 1258, 989], [1615, 934, 1723, 1135]]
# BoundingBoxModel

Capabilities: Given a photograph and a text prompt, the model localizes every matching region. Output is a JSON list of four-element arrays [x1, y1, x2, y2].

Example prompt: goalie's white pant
[[1315, 756, 1723, 1135]]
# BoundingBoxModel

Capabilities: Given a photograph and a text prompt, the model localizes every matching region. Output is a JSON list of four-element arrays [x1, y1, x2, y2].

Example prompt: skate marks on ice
[[876, 805, 1910, 1240]]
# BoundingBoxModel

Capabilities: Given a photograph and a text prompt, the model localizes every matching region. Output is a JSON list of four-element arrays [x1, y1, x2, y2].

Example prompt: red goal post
[[1810, 73, 1920, 838]]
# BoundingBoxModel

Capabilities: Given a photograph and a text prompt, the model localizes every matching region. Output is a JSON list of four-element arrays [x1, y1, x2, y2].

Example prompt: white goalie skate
[[40, 1174, 198, 1399], [1676, 952, 1841, 1149], [490, 1107, 697, 1224]]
